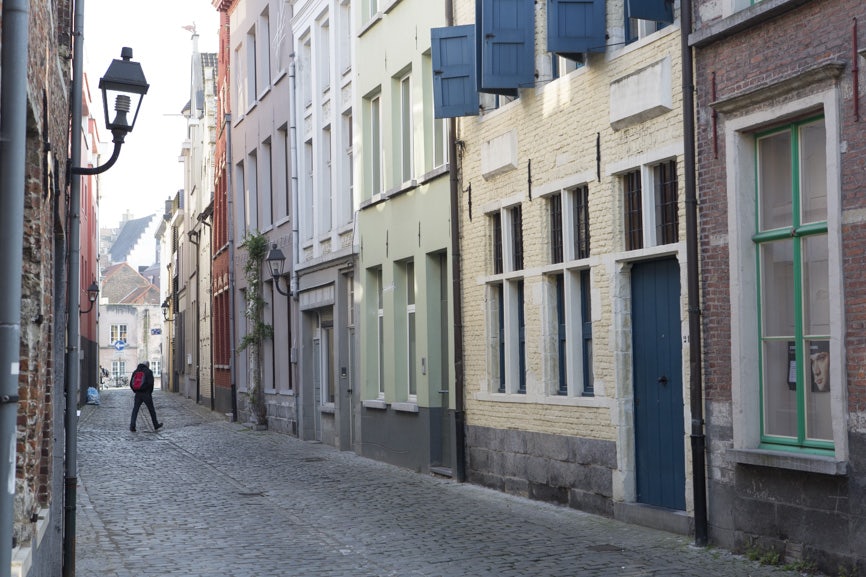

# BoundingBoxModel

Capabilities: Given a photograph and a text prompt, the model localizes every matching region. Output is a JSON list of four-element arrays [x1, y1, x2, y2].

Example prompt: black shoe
[[130, 427, 136, 432], [154, 423, 163, 431]]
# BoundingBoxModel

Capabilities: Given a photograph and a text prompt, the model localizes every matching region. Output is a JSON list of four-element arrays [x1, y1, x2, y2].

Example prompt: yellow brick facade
[[454, 0, 693, 516]]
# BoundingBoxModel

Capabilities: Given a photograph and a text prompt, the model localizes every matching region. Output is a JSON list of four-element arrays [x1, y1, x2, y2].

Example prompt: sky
[[83, 0, 219, 229]]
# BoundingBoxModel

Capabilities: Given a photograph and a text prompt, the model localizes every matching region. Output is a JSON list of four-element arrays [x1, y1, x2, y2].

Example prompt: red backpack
[[130, 370, 145, 392]]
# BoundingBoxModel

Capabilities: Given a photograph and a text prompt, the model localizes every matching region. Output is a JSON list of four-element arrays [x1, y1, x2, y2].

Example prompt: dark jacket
[[130, 363, 155, 394]]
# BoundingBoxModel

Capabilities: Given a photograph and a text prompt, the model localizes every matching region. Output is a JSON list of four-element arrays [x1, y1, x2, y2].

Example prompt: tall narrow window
[[655, 160, 678, 244], [406, 261, 417, 399], [495, 283, 505, 393], [304, 141, 314, 240], [434, 118, 449, 168], [261, 139, 273, 227], [555, 274, 567, 395], [516, 279, 526, 394], [573, 185, 590, 259], [320, 127, 333, 232], [377, 268, 385, 398], [370, 94, 382, 195], [400, 74, 413, 184], [492, 212, 503, 274], [580, 269, 594, 396], [258, 8, 271, 91], [319, 19, 331, 93], [511, 205, 524, 271], [756, 117, 831, 448], [246, 28, 257, 102], [624, 170, 643, 250], [550, 193, 563, 264], [247, 151, 259, 232], [342, 111, 353, 224]]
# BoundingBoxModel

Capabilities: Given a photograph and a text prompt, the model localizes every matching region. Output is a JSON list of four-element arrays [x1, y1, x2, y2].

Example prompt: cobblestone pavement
[[76, 389, 812, 577]]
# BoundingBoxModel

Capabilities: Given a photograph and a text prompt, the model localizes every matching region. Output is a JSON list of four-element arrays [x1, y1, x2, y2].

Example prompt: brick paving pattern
[[76, 390, 813, 577]]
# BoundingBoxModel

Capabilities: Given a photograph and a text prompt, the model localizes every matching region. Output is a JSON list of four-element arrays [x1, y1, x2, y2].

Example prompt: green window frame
[[754, 115, 832, 453]]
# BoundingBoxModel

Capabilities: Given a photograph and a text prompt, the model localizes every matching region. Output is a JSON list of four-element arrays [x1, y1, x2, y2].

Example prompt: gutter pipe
[[288, 58, 301, 430], [445, 0, 466, 482], [0, 1, 30, 575], [681, 0, 709, 547], [225, 113, 238, 421]]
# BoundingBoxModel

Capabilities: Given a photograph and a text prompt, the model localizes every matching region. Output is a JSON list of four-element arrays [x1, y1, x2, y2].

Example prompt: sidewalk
[[76, 389, 814, 577]]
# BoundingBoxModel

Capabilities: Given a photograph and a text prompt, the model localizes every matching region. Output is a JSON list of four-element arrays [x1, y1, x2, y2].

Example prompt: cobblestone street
[[75, 389, 811, 577]]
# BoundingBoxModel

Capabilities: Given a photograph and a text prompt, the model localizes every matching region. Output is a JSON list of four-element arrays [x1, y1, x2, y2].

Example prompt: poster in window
[[787, 341, 796, 391], [809, 341, 830, 393]]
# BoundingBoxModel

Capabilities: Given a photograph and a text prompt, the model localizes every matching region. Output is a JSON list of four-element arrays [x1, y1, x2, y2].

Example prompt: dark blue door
[[632, 258, 685, 510]]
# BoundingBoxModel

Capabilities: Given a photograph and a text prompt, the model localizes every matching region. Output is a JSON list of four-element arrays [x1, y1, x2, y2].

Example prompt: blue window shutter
[[547, 0, 606, 57], [431, 25, 480, 118], [479, 0, 535, 91], [627, 0, 673, 24]]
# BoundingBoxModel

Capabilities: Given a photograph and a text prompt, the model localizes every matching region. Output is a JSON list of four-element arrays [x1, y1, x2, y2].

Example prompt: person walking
[[129, 362, 163, 432]]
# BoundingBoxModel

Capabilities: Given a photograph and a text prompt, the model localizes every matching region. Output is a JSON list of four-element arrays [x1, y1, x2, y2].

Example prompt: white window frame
[[376, 268, 385, 399], [257, 8, 271, 94], [367, 92, 382, 196], [724, 87, 847, 467], [406, 260, 417, 401], [399, 72, 413, 184]]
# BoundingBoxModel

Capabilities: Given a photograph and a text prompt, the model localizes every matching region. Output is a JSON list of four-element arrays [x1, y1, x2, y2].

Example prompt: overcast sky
[[83, 0, 219, 228]]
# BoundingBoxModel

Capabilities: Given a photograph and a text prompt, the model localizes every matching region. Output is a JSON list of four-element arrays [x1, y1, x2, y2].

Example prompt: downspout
[[225, 113, 238, 421], [681, 0, 708, 547], [288, 58, 300, 430], [446, 0, 466, 482], [0, 1, 30, 574], [201, 218, 215, 411], [188, 230, 201, 404], [63, 1, 87, 574]]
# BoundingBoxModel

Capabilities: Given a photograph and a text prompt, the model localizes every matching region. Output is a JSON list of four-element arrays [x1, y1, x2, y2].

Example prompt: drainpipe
[[0, 1, 30, 574], [225, 113, 238, 421], [201, 217, 214, 411], [446, 0, 466, 482], [681, 0, 708, 547], [288, 58, 301, 431], [62, 1, 88, 573], [188, 229, 201, 404]]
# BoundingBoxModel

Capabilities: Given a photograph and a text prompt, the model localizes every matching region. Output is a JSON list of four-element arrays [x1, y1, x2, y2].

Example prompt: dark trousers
[[130, 392, 159, 429]]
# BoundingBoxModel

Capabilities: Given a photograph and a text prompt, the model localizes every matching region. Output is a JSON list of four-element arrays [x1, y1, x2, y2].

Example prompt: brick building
[[691, 0, 866, 572], [4, 0, 84, 575], [436, 0, 694, 532]]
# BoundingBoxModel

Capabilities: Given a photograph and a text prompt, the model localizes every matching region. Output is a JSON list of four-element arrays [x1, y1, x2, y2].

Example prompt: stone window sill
[[728, 448, 847, 476]]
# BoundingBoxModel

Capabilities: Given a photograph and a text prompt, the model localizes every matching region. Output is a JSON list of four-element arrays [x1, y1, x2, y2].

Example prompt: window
[[491, 212, 503, 274], [342, 111, 353, 224], [319, 19, 331, 93], [367, 93, 382, 196], [234, 46, 246, 112], [573, 185, 590, 259], [247, 150, 259, 232], [257, 8, 271, 92], [320, 127, 333, 232], [510, 205, 524, 271], [367, 0, 379, 21], [376, 268, 385, 398], [406, 261, 417, 400], [321, 311, 335, 404], [434, 117, 449, 168], [110, 324, 128, 344], [399, 73, 413, 184], [150, 360, 161, 375], [624, 0, 674, 44], [246, 28, 257, 104], [546, 268, 592, 397], [339, 1, 352, 74], [235, 161, 246, 236], [655, 160, 678, 244], [111, 360, 126, 382], [624, 169, 643, 250], [551, 54, 582, 80], [304, 140, 313, 240], [261, 139, 273, 227], [756, 117, 831, 448], [579, 269, 593, 395], [550, 193, 563, 263], [555, 274, 567, 394], [274, 0, 290, 73], [302, 37, 312, 107], [515, 279, 526, 394]]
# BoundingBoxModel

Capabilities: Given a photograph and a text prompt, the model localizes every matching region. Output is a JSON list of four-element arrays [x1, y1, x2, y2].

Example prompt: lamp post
[[64, 12, 149, 574], [79, 281, 99, 314], [161, 296, 173, 322], [266, 243, 290, 296]]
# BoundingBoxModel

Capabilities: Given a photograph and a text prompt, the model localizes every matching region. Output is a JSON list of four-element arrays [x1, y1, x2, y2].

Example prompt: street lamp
[[161, 297, 173, 322], [79, 281, 99, 314], [71, 47, 149, 177], [266, 244, 290, 296]]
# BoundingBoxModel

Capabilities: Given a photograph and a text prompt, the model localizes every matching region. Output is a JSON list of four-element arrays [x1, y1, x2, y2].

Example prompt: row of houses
[[8, 0, 862, 574], [152, 0, 866, 573]]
